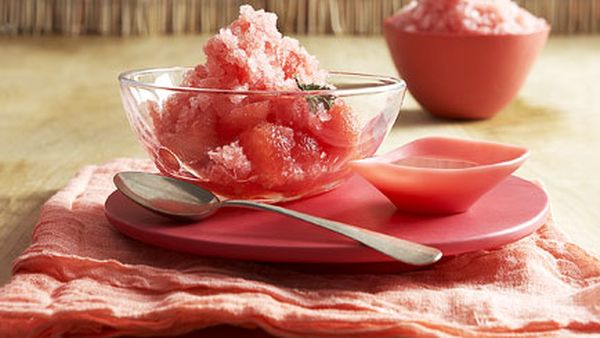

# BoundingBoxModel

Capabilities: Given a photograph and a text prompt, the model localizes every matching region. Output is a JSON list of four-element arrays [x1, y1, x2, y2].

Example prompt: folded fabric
[[0, 158, 598, 337]]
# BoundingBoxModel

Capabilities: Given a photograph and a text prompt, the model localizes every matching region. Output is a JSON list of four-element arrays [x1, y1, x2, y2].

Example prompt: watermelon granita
[[148, 5, 360, 200], [388, 0, 547, 35]]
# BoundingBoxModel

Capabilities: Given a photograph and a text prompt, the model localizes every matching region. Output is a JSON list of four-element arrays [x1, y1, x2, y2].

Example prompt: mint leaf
[[295, 77, 336, 112]]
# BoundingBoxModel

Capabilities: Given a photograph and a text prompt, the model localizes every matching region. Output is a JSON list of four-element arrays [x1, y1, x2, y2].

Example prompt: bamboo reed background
[[1, 0, 599, 36]]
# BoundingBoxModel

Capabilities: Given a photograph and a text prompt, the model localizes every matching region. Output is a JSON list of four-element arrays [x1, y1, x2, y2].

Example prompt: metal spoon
[[113, 172, 442, 266]]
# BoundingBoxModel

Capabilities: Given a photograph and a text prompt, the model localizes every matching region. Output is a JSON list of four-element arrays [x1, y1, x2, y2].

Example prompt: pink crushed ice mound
[[149, 5, 359, 199], [388, 0, 547, 35], [183, 5, 327, 91]]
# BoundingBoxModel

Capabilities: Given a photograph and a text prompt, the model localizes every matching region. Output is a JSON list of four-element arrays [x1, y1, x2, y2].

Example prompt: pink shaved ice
[[389, 0, 547, 35], [150, 5, 359, 199], [182, 5, 326, 90]]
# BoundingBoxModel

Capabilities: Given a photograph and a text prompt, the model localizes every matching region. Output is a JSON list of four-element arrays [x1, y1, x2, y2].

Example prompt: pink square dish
[[350, 137, 529, 214]]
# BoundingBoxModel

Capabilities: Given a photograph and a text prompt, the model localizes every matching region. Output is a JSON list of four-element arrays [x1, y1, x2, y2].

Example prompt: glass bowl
[[119, 67, 406, 202]]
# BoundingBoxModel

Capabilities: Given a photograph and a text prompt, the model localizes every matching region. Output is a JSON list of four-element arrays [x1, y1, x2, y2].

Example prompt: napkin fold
[[0, 159, 598, 337]]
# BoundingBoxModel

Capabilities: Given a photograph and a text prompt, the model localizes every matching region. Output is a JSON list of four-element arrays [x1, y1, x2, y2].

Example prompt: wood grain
[[0, 35, 598, 285]]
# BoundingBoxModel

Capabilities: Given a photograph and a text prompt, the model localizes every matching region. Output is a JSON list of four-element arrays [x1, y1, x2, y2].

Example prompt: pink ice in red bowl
[[383, 0, 550, 119], [350, 137, 529, 214]]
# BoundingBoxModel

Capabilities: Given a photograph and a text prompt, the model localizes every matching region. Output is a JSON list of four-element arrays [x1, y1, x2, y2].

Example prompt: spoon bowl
[[113, 172, 443, 266], [114, 171, 220, 220]]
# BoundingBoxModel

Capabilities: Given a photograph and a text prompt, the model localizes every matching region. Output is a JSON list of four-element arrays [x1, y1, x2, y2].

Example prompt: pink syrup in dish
[[387, 0, 547, 35], [393, 157, 479, 169], [351, 137, 529, 214], [148, 6, 359, 199]]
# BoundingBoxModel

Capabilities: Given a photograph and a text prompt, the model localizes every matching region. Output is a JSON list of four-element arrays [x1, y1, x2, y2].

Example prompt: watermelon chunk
[[151, 93, 218, 166], [292, 131, 327, 178], [238, 122, 302, 189], [217, 100, 270, 142], [308, 100, 359, 162]]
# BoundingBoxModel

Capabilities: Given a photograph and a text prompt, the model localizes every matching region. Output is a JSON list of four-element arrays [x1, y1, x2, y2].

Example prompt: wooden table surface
[[0, 35, 599, 285]]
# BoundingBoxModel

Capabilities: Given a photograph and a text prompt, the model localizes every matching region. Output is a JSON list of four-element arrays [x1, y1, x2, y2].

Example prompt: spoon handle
[[222, 200, 442, 266]]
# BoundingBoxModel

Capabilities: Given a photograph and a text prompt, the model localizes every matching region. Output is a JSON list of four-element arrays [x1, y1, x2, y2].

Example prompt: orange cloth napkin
[[0, 159, 598, 337]]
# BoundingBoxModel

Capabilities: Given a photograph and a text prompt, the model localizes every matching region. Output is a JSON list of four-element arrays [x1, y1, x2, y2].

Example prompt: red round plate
[[105, 175, 549, 264]]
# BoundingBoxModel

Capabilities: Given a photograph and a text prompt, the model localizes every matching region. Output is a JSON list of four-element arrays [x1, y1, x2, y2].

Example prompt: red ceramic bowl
[[383, 22, 549, 119], [350, 137, 529, 214]]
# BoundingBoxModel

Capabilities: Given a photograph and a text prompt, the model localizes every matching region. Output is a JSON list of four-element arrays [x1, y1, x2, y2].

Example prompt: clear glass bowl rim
[[118, 67, 406, 97]]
